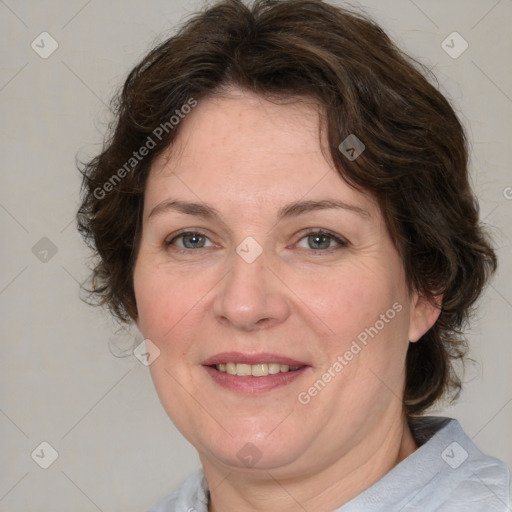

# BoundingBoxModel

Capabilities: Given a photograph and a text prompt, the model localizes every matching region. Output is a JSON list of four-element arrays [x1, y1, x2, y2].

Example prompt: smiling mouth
[[211, 362, 304, 377]]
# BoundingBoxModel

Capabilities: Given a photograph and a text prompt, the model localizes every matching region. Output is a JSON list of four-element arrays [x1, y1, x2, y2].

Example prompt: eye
[[295, 230, 347, 251], [165, 231, 214, 250]]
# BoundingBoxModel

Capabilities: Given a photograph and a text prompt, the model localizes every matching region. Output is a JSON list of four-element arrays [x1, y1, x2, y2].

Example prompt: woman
[[77, 0, 510, 510]]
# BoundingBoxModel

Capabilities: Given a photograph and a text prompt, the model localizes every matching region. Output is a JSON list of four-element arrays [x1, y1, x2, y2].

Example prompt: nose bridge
[[212, 238, 290, 331]]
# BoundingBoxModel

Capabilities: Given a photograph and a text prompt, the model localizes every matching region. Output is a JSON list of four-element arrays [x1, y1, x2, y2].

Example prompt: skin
[[133, 88, 441, 512]]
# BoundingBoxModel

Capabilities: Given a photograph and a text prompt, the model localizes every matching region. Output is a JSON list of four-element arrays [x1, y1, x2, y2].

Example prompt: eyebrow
[[147, 198, 370, 221]]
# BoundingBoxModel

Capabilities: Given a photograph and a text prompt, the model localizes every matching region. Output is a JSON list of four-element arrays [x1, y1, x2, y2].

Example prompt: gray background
[[1, 0, 511, 510]]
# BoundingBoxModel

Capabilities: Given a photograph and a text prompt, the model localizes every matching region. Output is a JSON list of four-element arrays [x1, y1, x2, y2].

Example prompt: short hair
[[77, 0, 497, 417]]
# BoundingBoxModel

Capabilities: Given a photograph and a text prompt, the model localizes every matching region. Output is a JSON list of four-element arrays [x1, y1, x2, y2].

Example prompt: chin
[[195, 426, 307, 473]]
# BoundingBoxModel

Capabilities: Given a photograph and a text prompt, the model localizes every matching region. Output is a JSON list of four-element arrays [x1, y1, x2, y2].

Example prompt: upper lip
[[202, 352, 309, 367]]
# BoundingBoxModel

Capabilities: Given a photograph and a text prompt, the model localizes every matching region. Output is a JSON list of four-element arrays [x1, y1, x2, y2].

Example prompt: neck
[[203, 416, 417, 512]]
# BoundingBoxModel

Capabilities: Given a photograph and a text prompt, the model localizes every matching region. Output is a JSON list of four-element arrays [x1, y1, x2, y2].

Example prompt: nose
[[212, 246, 291, 332]]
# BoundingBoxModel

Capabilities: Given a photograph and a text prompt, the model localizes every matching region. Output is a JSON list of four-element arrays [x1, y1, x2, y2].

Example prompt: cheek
[[134, 260, 205, 338], [295, 262, 403, 341], [294, 259, 412, 401], [134, 265, 206, 422]]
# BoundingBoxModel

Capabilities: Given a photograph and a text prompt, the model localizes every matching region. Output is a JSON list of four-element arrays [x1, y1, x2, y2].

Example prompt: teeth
[[268, 363, 281, 374], [236, 363, 252, 376], [251, 363, 268, 377], [214, 362, 302, 376]]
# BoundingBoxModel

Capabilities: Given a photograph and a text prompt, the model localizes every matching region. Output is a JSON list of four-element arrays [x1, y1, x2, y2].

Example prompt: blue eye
[[296, 230, 346, 251], [166, 232, 213, 249], [165, 229, 347, 253]]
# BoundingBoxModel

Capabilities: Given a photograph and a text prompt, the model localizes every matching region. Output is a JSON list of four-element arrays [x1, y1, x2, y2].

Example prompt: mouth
[[202, 352, 310, 394], [210, 362, 304, 376]]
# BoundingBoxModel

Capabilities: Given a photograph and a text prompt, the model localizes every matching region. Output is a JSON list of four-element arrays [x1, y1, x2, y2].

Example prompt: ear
[[408, 293, 442, 343]]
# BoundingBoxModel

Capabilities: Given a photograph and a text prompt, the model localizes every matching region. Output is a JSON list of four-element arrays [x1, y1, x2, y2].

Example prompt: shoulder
[[342, 416, 510, 511], [411, 416, 511, 511], [146, 469, 208, 512], [146, 492, 178, 512]]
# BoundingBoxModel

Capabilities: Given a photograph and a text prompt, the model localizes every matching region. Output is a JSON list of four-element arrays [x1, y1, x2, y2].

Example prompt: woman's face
[[133, 89, 438, 476]]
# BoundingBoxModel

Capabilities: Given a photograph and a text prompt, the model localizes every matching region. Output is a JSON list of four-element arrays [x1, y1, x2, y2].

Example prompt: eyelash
[[165, 229, 348, 254]]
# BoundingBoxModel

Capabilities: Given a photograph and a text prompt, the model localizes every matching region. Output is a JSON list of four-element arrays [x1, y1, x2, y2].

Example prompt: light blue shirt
[[147, 417, 511, 511]]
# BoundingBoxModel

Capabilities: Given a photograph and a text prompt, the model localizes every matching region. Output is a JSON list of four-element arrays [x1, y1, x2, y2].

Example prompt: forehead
[[146, 89, 378, 218], [153, 89, 327, 170]]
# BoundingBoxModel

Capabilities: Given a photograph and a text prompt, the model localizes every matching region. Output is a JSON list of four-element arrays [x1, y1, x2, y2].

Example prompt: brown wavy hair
[[77, 0, 497, 416]]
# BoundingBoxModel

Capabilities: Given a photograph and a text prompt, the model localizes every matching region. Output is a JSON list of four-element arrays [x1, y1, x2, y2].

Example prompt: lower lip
[[203, 365, 310, 394]]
